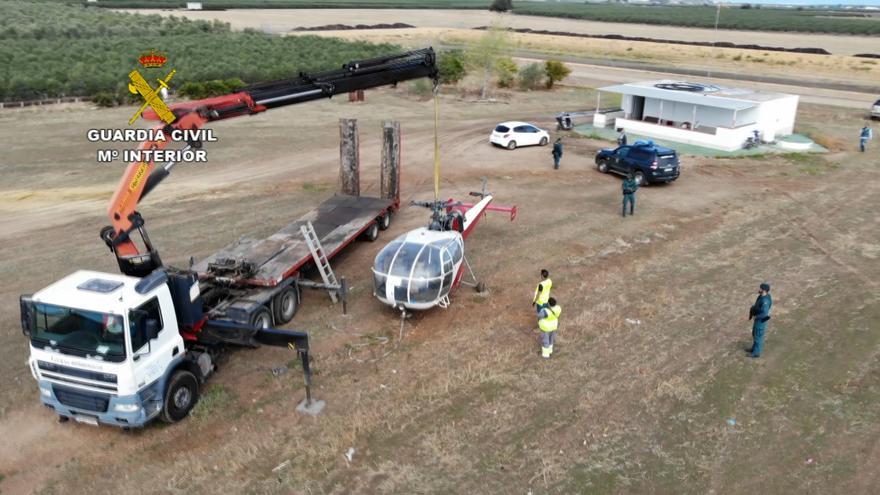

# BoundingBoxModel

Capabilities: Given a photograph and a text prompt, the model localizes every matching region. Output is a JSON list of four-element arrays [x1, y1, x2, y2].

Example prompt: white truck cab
[[21, 270, 199, 427]]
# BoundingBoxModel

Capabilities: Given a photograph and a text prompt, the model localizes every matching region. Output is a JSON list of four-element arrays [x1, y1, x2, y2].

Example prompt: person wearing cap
[[622, 170, 638, 217], [747, 283, 773, 358]]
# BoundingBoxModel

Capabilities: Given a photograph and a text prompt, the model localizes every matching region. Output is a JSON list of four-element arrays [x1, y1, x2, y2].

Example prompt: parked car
[[595, 141, 680, 186], [490, 121, 550, 150], [872, 99, 880, 120]]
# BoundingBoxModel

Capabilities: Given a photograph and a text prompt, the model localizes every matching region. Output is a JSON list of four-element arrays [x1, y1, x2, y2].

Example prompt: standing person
[[617, 129, 627, 146], [860, 125, 872, 152], [622, 171, 638, 217], [747, 283, 773, 358], [538, 297, 562, 359], [532, 269, 552, 313], [552, 138, 563, 169]]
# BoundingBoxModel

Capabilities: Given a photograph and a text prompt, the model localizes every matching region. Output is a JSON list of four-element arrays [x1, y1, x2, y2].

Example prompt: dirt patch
[[292, 22, 413, 31]]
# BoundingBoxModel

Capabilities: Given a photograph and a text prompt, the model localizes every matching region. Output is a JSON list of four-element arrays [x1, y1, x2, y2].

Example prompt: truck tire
[[272, 286, 299, 325], [362, 222, 379, 242], [160, 370, 199, 423], [597, 159, 609, 173], [250, 306, 273, 329], [378, 211, 392, 231]]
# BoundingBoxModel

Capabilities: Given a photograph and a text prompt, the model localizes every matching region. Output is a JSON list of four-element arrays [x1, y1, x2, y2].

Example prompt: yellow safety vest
[[534, 278, 552, 305], [538, 304, 561, 332]]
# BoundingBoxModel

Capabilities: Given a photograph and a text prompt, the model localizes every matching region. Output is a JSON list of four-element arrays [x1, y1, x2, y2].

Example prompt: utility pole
[[708, 1, 722, 78]]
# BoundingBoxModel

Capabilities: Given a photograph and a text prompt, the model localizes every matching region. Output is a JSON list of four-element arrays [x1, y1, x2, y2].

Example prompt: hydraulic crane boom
[[102, 48, 438, 277]]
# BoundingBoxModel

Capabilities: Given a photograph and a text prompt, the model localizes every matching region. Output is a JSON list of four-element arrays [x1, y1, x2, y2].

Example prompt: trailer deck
[[194, 194, 393, 287]]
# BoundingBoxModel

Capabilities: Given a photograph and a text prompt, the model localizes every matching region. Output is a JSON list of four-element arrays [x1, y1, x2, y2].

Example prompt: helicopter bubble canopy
[[372, 227, 464, 310]]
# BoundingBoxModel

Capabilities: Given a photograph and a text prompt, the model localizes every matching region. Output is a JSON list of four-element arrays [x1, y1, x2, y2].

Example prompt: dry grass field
[[0, 81, 879, 494], [119, 8, 880, 56]]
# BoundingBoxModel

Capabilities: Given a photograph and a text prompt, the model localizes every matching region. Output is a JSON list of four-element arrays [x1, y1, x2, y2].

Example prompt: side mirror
[[20, 295, 34, 337], [145, 319, 160, 340]]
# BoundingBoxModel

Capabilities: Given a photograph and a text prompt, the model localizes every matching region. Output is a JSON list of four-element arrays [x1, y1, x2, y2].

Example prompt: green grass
[[512, 3, 880, 35], [190, 384, 235, 422], [0, 1, 401, 101]]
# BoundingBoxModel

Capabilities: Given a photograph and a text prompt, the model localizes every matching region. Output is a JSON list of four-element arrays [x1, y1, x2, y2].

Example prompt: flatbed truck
[[19, 49, 438, 427]]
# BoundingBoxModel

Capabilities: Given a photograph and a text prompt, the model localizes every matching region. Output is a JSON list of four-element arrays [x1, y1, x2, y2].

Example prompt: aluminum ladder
[[300, 221, 339, 303]]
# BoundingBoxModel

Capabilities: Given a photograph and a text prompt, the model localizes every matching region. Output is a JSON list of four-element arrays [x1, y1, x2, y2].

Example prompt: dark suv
[[595, 141, 680, 185]]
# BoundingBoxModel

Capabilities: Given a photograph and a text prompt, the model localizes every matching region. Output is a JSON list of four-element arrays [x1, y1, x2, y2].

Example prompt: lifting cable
[[433, 83, 441, 202]]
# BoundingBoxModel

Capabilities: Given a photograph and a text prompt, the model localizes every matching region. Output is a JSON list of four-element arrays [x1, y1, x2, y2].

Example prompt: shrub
[[92, 91, 118, 107], [438, 50, 466, 85], [489, 0, 513, 13], [496, 57, 518, 88], [518, 63, 544, 90], [544, 60, 571, 89]]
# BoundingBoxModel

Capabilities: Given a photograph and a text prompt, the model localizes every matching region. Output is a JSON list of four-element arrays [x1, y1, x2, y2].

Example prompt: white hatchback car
[[490, 121, 550, 150]]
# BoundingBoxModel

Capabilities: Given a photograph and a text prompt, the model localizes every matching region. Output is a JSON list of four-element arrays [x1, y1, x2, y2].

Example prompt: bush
[[517, 63, 544, 90], [544, 60, 571, 89], [408, 79, 434, 99], [438, 50, 466, 85], [489, 0, 513, 13], [496, 57, 518, 88], [92, 91, 119, 107]]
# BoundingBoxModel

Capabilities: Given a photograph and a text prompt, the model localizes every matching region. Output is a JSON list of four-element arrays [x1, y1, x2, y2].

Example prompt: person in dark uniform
[[747, 283, 773, 358], [552, 138, 563, 169], [621, 171, 638, 217], [617, 129, 627, 146]]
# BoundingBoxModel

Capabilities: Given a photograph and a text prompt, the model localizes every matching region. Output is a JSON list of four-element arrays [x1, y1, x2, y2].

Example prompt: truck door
[[129, 290, 179, 393]]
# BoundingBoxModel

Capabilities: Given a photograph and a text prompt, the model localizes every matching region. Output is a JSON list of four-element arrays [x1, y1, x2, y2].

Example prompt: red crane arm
[[101, 48, 438, 277]]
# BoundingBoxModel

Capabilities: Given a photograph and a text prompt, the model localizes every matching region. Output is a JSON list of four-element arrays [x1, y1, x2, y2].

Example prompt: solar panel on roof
[[77, 278, 124, 293]]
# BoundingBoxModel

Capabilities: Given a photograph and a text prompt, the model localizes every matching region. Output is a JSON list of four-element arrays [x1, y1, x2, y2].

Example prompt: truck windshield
[[28, 302, 126, 362]]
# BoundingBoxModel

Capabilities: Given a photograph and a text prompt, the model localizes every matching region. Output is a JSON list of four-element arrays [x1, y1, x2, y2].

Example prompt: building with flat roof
[[594, 81, 799, 151]]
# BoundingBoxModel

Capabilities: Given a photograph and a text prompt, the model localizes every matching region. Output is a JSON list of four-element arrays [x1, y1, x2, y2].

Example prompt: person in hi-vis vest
[[538, 297, 562, 359], [532, 269, 552, 313]]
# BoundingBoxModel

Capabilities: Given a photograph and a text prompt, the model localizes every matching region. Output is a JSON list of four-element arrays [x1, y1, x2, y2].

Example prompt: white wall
[[755, 95, 799, 140], [616, 118, 758, 152]]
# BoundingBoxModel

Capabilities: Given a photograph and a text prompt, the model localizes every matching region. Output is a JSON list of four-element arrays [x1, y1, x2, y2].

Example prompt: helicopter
[[371, 180, 516, 311]]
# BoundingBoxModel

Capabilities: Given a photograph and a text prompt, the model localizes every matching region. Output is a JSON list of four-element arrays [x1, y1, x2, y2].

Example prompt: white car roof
[[497, 121, 537, 128], [32, 270, 150, 315]]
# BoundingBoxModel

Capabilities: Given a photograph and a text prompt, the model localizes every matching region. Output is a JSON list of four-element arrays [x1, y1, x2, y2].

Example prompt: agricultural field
[[514, 2, 880, 35], [132, 8, 880, 57], [99, 0, 880, 35], [0, 1, 400, 101], [2, 2, 880, 494]]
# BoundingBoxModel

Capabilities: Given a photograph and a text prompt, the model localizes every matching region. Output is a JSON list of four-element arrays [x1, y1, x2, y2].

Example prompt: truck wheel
[[507, 141, 517, 150], [273, 286, 299, 325], [250, 307, 273, 329], [160, 370, 199, 423], [378, 211, 392, 231], [363, 222, 379, 242], [597, 160, 609, 173], [634, 170, 648, 186]]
